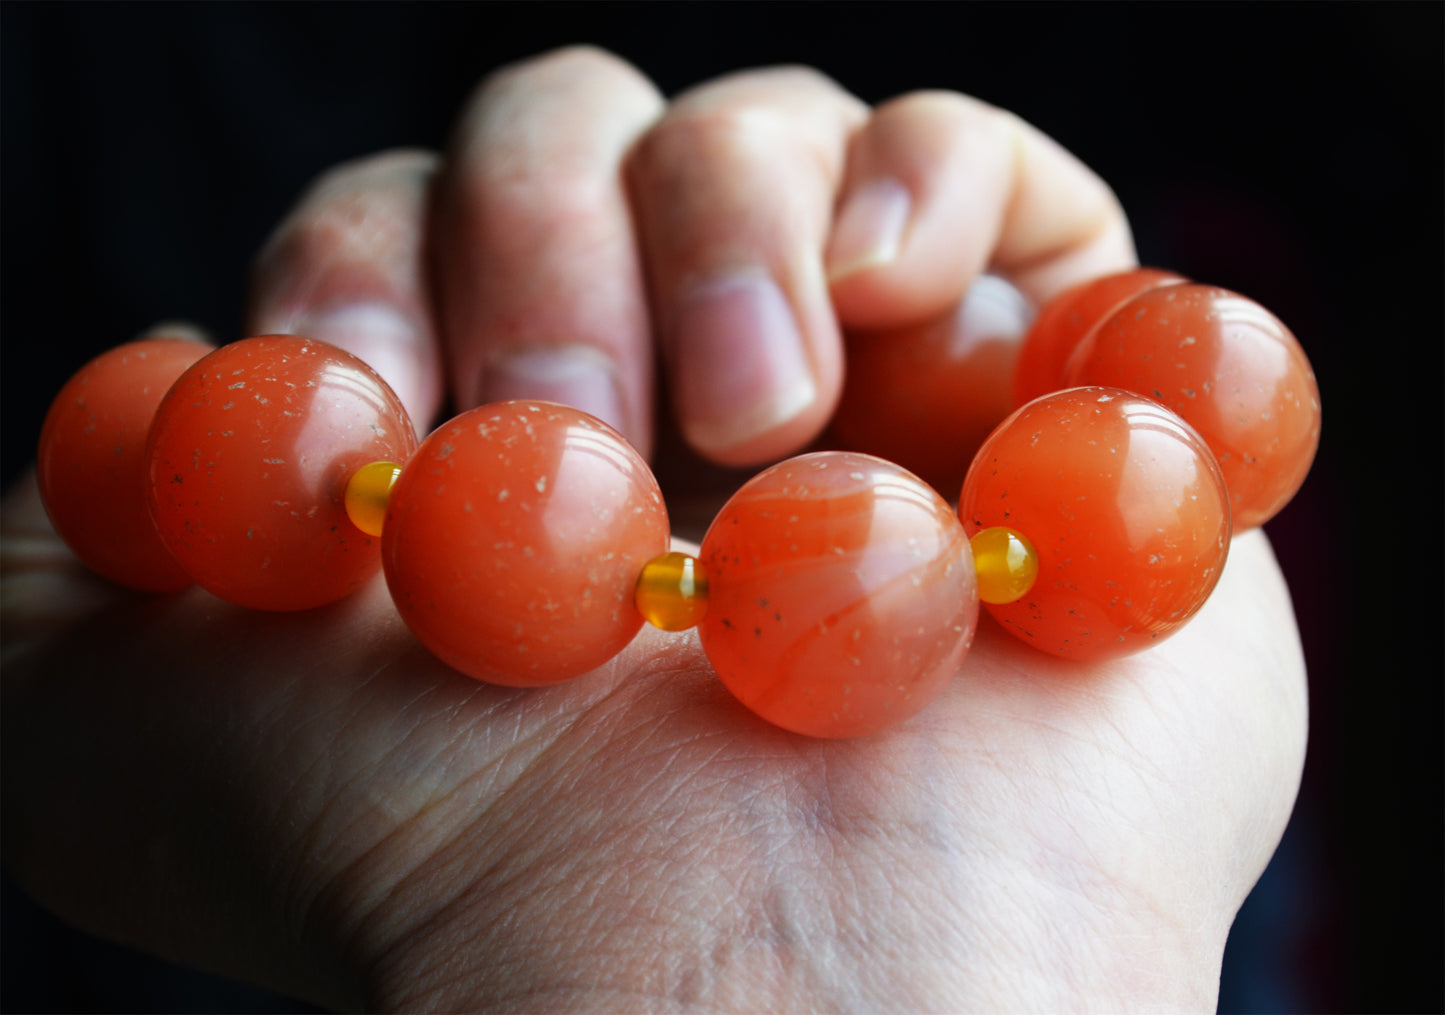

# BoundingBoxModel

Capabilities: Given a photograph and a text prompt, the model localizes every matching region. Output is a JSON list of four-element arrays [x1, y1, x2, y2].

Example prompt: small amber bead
[[970, 526, 1039, 605], [635, 551, 708, 632], [345, 461, 402, 537]]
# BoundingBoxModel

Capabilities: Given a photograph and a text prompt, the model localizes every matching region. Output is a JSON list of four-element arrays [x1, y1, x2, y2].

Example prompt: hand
[[2, 48, 1306, 1011], [245, 47, 1132, 468]]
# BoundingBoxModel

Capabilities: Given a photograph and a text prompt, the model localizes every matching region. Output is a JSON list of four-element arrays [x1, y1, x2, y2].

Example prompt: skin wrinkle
[[372, 650, 995, 1011], [5, 537, 1300, 1012], [355, 662, 670, 996], [290, 654, 573, 971], [268, 686, 480, 973]]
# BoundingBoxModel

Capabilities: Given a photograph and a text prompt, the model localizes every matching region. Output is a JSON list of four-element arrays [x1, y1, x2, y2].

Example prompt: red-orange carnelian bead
[[383, 401, 669, 687], [146, 335, 418, 611], [38, 336, 210, 591], [1064, 284, 1320, 529], [960, 387, 1230, 660], [698, 452, 978, 739], [1013, 267, 1185, 408]]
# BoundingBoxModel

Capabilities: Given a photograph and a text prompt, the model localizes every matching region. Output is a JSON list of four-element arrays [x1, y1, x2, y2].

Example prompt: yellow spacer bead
[[344, 461, 402, 538], [971, 526, 1039, 605], [635, 551, 709, 632]]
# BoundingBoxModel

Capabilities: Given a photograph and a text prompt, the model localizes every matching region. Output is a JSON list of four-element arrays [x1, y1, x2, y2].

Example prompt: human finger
[[827, 91, 1137, 328], [627, 67, 868, 465], [431, 46, 665, 455], [248, 149, 445, 433]]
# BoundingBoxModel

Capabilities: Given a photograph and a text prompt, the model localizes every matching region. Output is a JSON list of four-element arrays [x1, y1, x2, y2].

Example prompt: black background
[[2, 3, 1441, 1012]]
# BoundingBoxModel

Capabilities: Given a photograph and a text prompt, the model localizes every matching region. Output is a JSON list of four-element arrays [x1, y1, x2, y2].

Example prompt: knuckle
[[303, 148, 437, 205], [636, 104, 789, 167], [477, 44, 654, 106], [631, 103, 833, 191], [683, 64, 851, 109], [873, 89, 1011, 138], [735, 63, 848, 97], [260, 180, 421, 277]]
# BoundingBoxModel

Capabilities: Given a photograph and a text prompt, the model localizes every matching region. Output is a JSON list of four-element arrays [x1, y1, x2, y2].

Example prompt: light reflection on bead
[[635, 551, 708, 631], [345, 461, 402, 537], [970, 526, 1039, 604]]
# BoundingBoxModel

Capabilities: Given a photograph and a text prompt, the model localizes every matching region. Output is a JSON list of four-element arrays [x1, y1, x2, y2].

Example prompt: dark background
[[2, 3, 1440, 1012]]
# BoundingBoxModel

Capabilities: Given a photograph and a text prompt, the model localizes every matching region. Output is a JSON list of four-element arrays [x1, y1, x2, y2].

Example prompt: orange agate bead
[[960, 387, 1230, 659], [383, 401, 669, 687], [1013, 267, 1185, 408], [146, 336, 417, 611], [37, 337, 209, 591], [698, 452, 978, 738], [1064, 284, 1321, 529]]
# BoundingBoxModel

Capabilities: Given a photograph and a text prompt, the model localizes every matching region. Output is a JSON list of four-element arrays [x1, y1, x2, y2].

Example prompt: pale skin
[[1, 47, 1307, 1013]]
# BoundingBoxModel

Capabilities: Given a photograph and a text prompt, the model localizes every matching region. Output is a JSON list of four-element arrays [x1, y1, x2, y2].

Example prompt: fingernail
[[479, 345, 628, 437], [673, 270, 816, 455], [294, 303, 424, 427], [956, 274, 1034, 342], [826, 177, 912, 281]]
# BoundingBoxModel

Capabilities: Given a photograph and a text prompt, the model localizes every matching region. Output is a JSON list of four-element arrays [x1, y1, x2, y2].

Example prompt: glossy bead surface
[[698, 452, 978, 739], [635, 551, 708, 632], [345, 461, 402, 538], [1013, 267, 1184, 408], [37, 337, 209, 591], [970, 526, 1039, 605], [146, 335, 418, 610], [384, 401, 669, 687], [1064, 284, 1320, 529], [960, 388, 1230, 660], [831, 276, 1029, 494]]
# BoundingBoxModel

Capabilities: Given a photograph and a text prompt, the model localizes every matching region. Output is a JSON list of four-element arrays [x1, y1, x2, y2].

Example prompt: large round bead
[[960, 387, 1231, 659], [698, 452, 978, 738], [383, 401, 669, 687], [146, 335, 418, 610], [1064, 284, 1320, 529], [38, 337, 209, 591]]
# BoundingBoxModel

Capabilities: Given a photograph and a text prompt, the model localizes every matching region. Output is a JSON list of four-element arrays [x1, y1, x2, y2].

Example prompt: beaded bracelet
[[36, 271, 1320, 738]]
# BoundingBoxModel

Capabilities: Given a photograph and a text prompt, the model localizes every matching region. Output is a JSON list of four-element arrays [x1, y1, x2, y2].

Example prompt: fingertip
[[827, 92, 1013, 330], [827, 90, 1139, 332]]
